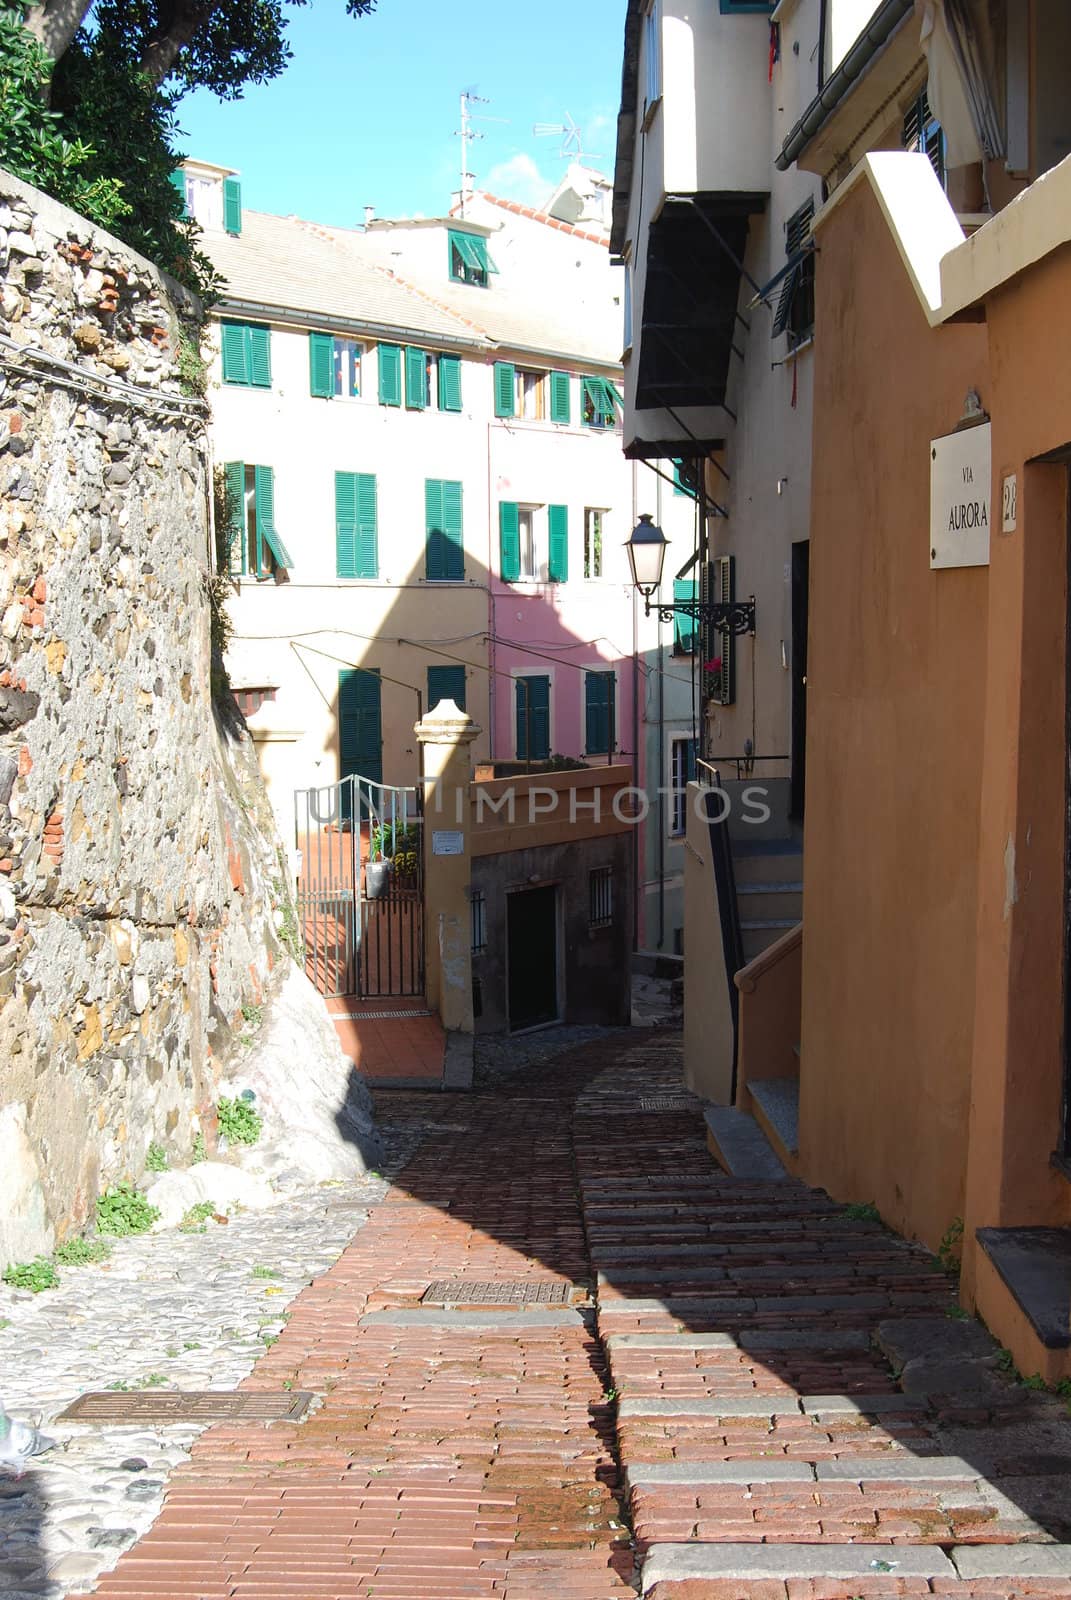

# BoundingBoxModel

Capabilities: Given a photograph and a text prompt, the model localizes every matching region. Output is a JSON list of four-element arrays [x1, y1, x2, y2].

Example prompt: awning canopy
[[633, 192, 767, 416]]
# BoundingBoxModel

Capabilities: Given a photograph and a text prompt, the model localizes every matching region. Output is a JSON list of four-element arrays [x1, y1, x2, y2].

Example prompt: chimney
[[364, 205, 375, 227]]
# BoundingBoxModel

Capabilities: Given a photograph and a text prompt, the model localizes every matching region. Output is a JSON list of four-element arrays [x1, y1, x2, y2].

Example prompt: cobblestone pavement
[[13, 1029, 1071, 1599], [0, 1123, 427, 1598]]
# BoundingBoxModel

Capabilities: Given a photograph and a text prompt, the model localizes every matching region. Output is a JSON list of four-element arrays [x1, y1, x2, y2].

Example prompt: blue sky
[[175, 0, 625, 226]]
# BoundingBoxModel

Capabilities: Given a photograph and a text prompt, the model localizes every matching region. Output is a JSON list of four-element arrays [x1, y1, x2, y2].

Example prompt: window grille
[[589, 866, 613, 929], [471, 892, 487, 953]]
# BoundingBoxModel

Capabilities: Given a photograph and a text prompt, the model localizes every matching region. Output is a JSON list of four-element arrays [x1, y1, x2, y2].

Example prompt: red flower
[[704, 657, 723, 674]]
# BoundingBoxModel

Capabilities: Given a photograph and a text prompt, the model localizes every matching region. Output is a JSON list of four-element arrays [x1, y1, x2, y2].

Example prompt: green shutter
[[438, 353, 462, 412], [425, 479, 464, 581], [170, 169, 187, 216], [378, 344, 402, 406], [585, 671, 616, 754], [220, 321, 249, 385], [224, 461, 245, 574], [549, 370, 571, 425], [335, 470, 358, 578], [425, 479, 444, 580], [309, 332, 333, 398], [355, 472, 377, 578], [336, 472, 378, 578], [405, 346, 426, 410], [253, 465, 292, 569], [338, 668, 382, 787], [494, 361, 515, 418], [499, 501, 520, 583], [223, 176, 242, 235], [441, 480, 463, 579], [248, 325, 271, 388], [427, 665, 466, 712], [516, 676, 550, 761], [673, 578, 698, 653], [548, 504, 569, 583]]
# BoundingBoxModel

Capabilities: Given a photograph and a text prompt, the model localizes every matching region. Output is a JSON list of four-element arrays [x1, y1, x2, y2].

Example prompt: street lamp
[[624, 515, 756, 635]]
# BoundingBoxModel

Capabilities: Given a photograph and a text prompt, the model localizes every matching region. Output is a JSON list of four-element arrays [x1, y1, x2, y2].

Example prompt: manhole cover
[[58, 1390, 314, 1424], [640, 1096, 694, 1111], [422, 1280, 575, 1306]]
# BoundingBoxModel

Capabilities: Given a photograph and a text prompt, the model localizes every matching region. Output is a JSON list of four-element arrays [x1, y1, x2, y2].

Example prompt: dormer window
[[171, 168, 241, 235], [448, 228, 497, 287]]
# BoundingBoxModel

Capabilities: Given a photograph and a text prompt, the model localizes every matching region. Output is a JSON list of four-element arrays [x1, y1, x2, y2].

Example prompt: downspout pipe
[[775, 0, 914, 171]]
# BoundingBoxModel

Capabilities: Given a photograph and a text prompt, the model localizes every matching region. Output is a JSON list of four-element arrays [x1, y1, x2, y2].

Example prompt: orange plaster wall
[[961, 246, 1071, 1314], [799, 178, 990, 1253]]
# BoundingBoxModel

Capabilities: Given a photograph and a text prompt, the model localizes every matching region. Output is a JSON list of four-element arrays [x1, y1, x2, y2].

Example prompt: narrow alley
[[78, 1032, 1071, 1600]]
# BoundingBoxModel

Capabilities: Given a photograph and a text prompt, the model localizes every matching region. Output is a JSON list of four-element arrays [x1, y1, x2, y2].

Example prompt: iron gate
[[294, 773, 424, 999]]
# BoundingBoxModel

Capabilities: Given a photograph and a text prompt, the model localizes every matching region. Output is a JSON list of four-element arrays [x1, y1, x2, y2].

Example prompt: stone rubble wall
[[0, 168, 347, 1267]]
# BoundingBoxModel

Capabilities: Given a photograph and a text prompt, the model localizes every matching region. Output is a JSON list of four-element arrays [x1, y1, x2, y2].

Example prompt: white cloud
[[483, 153, 554, 208]]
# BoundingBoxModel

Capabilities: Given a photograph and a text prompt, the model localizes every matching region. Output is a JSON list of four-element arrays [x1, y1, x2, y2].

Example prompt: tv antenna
[[455, 89, 507, 216], [532, 112, 600, 163]]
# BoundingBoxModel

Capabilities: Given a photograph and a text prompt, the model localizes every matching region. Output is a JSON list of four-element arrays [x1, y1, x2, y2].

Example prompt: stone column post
[[415, 700, 480, 1086]]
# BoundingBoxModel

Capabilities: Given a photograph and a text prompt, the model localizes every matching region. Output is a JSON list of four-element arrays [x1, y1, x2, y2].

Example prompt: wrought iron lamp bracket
[[646, 595, 757, 636]]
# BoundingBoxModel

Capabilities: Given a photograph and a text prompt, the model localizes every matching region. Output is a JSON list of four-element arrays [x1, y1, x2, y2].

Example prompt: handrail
[[696, 755, 790, 785], [735, 922, 802, 993]]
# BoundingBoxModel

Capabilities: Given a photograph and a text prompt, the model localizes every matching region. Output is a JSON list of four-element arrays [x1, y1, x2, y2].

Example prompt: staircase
[[732, 833, 802, 962]]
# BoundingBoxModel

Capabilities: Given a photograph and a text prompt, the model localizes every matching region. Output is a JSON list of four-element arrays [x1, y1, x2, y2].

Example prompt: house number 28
[[1001, 473, 1017, 534]]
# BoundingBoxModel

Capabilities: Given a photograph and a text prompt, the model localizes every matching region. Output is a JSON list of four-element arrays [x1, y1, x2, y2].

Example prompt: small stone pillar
[[415, 700, 480, 1060]]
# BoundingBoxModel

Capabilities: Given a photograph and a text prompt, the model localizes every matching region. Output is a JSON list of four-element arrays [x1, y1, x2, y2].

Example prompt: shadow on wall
[[333, 1063, 389, 1167]]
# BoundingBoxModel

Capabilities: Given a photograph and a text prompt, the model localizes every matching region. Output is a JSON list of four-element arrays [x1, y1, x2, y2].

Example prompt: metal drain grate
[[640, 1095, 695, 1112], [421, 1280, 575, 1306], [58, 1390, 314, 1424]]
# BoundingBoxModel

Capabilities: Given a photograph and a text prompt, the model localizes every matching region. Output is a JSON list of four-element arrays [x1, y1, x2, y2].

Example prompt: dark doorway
[[790, 540, 809, 821], [507, 885, 559, 1032]]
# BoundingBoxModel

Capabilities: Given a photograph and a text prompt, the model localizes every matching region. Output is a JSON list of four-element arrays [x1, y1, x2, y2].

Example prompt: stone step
[[598, 1259, 934, 1285], [607, 1328, 872, 1352], [747, 1076, 800, 1160], [358, 1308, 585, 1330], [732, 843, 804, 886], [592, 1238, 914, 1261], [736, 882, 803, 922], [598, 1290, 953, 1324], [617, 1392, 928, 1420], [627, 1454, 983, 1486], [704, 1106, 789, 1182], [741, 919, 800, 960], [639, 1542, 955, 1592]]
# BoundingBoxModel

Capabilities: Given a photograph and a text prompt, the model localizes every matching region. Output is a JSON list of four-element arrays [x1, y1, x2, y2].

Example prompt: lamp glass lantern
[[625, 513, 669, 598]]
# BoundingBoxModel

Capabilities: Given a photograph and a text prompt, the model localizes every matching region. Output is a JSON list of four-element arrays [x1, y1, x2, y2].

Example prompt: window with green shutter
[[335, 472, 378, 579], [494, 361, 515, 418], [222, 176, 242, 235], [673, 579, 698, 654], [448, 229, 497, 286], [427, 665, 466, 713], [548, 505, 569, 583], [438, 354, 463, 412], [378, 343, 402, 406], [549, 370, 571, 425], [499, 501, 520, 583], [309, 332, 333, 398], [221, 321, 271, 389], [310, 333, 363, 399], [516, 675, 550, 761], [338, 669, 382, 790], [223, 460, 245, 575], [170, 169, 188, 217], [224, 462, 290, 576], [405, 346, 427, 410], [585, 671, 616, 755], [253, 465, 292, 572], [425, 479, 464, 581], [581, 375, 620, 429]]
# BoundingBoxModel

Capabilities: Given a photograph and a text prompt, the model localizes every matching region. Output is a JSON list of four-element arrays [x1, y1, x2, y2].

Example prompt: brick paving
[[91, 1031, 1071, 1600]]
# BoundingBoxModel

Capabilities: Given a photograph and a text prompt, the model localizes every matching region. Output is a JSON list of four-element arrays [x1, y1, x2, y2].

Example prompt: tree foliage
[[0, 0, 376, 299]]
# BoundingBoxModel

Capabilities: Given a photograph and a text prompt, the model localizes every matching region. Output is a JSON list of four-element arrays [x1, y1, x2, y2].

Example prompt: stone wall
[[0, 169, 320, 1265]]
